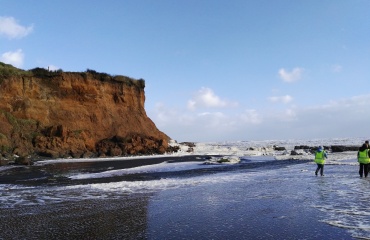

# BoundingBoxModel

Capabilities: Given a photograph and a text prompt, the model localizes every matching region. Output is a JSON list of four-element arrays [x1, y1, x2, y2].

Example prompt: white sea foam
[[0, 165, 19, 172], [0, 167, 256, 208], [26, 137, 362, 167], [69, 169, 253, 193], [69, 161, 226, 180]]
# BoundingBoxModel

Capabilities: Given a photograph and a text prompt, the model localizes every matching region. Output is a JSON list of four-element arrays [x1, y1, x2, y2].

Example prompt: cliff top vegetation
[[0, 62, 145, 88]]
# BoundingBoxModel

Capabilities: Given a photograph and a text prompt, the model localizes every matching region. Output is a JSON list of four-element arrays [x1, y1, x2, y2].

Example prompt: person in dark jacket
[[358, 143, 370, 177]]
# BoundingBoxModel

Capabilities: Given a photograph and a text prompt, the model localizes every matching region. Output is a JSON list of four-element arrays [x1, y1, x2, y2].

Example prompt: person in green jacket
[[314, 146, 327, 176], [357, 143, 370, 178]]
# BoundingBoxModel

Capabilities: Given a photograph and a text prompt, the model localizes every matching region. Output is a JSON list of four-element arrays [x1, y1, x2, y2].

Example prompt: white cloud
[[277, 108, 297, 122], [331, 64, 342, 73], [1, 49, 24, 67], [0, 16, 33, 39], [197, 111, 232, 128], [149, 90, 370, 142], [321, 95, 370, 109], [268, 95, 293, 104], [278, 67, 304, 82], [149, 102, 264, 141], [187, 87, 238, 110], [239, 109, 262, 124]]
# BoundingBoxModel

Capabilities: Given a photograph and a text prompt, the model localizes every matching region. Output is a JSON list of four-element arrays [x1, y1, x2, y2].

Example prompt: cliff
[[0, 63, 172, 160]]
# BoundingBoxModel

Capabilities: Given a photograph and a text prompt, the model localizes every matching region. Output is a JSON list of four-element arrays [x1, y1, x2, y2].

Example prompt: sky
[[1, 0, 370, 142]]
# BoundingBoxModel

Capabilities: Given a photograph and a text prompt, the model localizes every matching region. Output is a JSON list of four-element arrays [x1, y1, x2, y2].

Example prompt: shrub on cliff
[[29, 67, 63, 78], [85, 68, 145, 88], [113, 75, 145, 88], [86, 69, 111, 81], [0, 62, 27, 79]]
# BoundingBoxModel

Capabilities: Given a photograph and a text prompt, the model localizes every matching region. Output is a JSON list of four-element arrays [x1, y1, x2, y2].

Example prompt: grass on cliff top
[[85, 69, 145, 88], [0, 62, 29, 78], [0, 62, 145, 88]]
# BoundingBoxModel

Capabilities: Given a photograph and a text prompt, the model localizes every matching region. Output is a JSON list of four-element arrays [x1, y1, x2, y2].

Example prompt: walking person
[[314, 146, 328, 176], [357, 143, 370, 178]]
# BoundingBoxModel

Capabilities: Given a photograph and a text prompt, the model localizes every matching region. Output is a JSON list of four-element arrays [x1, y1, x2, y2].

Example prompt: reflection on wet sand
[[0, 194, 151, 239]]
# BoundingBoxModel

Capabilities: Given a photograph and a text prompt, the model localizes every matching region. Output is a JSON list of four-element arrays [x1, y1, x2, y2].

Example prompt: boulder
[[274, 146, 286, 151], [331, 145, 359, 152]]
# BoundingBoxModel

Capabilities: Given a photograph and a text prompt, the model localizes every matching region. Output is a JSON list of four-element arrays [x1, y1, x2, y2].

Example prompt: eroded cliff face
[[0, 71, 171, 159]]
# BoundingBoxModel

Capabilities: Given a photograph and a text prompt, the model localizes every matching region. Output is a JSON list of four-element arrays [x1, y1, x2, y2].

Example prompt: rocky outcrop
[[330, 145, 359, 152], [294, 145, 359, 153], [0, 65, 172, 160]]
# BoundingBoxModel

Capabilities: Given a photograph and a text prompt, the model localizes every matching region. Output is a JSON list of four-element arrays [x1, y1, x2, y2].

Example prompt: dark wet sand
[[0, 196, 151, 240], [0, 195, 353, 240]]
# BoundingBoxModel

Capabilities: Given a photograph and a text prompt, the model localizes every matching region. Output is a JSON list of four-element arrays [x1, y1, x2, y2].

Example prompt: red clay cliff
[[0, 65, 172, 160]]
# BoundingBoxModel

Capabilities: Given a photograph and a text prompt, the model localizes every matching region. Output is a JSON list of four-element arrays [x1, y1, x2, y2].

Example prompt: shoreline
[[0, 155, 210, 185]]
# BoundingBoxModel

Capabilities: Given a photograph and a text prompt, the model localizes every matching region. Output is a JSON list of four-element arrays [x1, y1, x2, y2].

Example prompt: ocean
[[0, 138, 368, 239]]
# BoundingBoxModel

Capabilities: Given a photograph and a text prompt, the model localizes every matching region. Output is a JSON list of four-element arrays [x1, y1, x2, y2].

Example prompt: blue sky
[[1, 0, 370, 142]]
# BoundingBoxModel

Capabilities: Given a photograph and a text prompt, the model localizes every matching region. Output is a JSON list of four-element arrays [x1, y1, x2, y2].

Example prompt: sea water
[[0, 139, 368, 239], [146, 159, 363, 239]]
